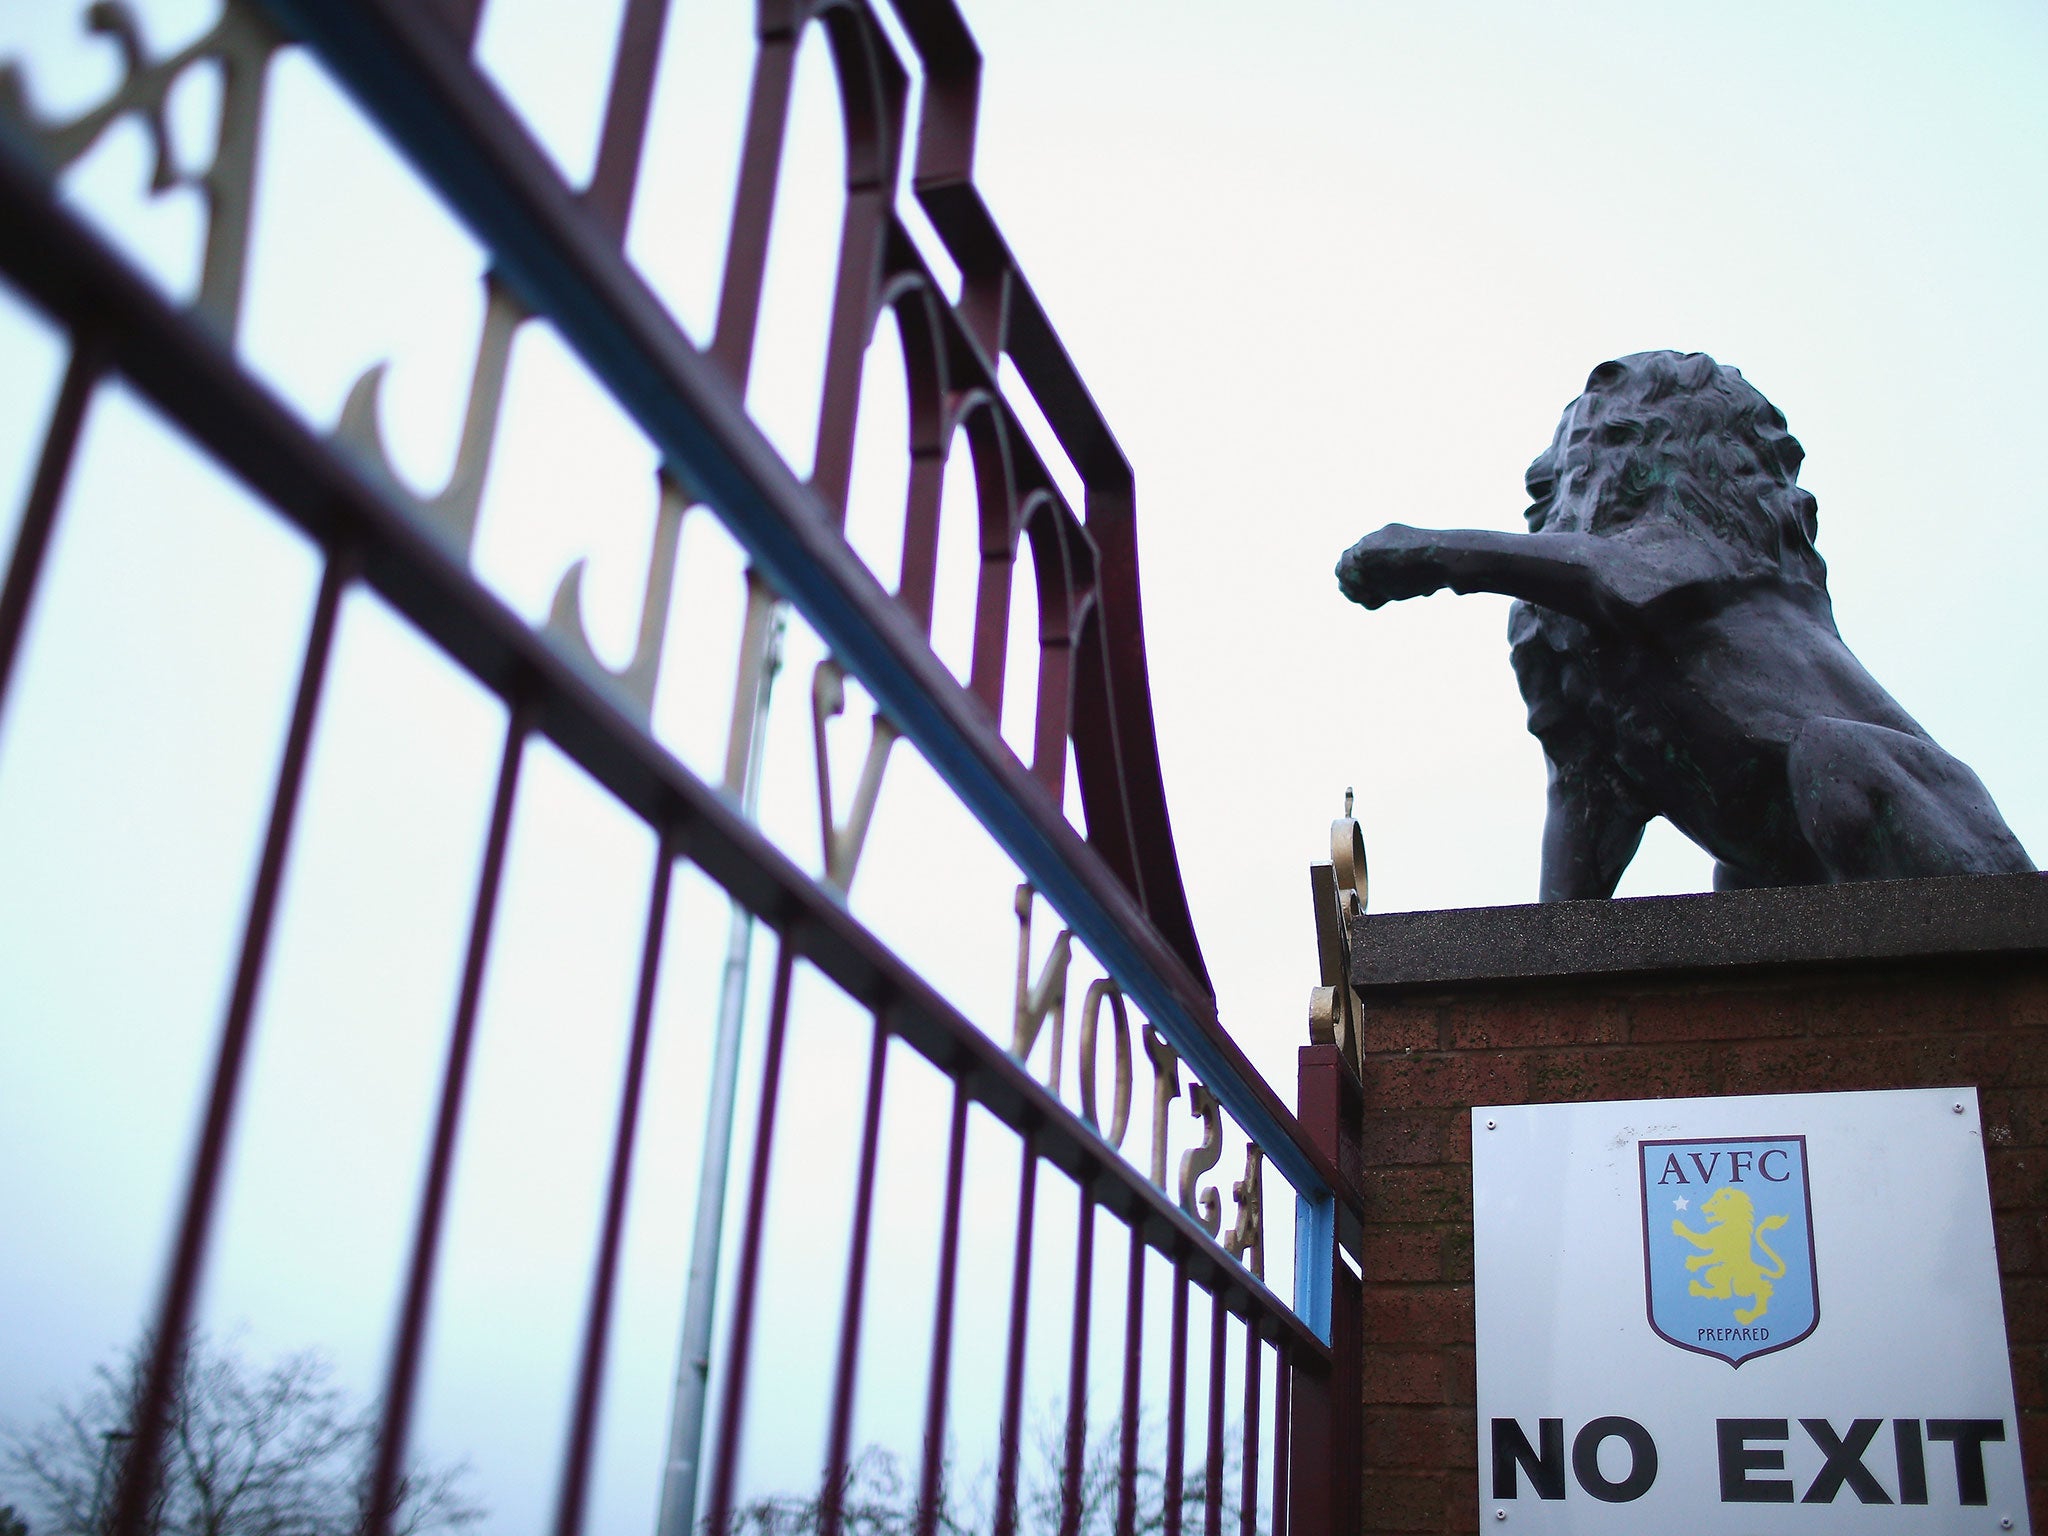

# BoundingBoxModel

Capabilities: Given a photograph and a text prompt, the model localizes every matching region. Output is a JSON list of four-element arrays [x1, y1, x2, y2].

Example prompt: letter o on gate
[[1571, 1417, 1657, 1503]]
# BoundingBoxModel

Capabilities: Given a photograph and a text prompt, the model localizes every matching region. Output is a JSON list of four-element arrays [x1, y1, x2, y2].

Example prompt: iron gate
[[0, 1, 1365, 1532]]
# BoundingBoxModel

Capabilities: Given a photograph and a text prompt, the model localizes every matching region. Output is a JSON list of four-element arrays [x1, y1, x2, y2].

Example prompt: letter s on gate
[[1179, 1084, 1223, 1235]]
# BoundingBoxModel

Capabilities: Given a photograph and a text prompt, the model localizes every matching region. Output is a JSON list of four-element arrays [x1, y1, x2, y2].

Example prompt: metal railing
[[0, 1, 1366, 1532]]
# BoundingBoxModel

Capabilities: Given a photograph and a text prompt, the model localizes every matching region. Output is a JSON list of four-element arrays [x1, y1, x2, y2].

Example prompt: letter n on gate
[[1493, 1419, 1565, 1499]]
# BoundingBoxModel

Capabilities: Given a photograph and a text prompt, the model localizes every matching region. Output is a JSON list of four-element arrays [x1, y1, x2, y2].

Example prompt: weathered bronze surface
[[1338, 350, 2034, 899]]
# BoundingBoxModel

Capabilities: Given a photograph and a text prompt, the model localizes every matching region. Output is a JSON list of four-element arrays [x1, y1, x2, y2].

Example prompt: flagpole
[[655, 575, 784, 1536]]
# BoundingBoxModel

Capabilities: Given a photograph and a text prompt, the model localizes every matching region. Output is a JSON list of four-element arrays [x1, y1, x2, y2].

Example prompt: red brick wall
[[1353, 959, 2048, 1534]]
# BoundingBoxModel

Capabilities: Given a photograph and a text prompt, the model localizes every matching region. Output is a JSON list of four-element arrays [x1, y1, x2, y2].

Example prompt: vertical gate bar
[[992, 1135, 1039, 1536], [1330, 1245, 1364, 1533], [966, 530, 1015, 719], [0, 341, 101, 730], [1271, 1344, 1291, 1536], [1163, 1260, 1189, 1536], [1204, 1291, 1226, 1536], [363, 704, 529, 1536], [431, 0, 484, 50], [1115, 1224, 1143, 1536], [580, 0, 674, 240], [555, 836, 678, 1536], [915, 1083, 972, 1536], [894, 451, 944, 635], [1029, 607, 1073, 798], [806, 190, 889, 525], [819, 1014, 892, 1536], [709, 37, 799, 388], [702, 937, 799, 1533], [1238, 1326, 1261, 1536], [108, 548, 350, 1536], [1058, 1189, 1095, 1536], [1285, 1346, 1336, 1536]]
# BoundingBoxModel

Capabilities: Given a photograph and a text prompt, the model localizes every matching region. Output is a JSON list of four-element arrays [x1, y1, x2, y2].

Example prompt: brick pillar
[[1342, 873, 2048, 1534]]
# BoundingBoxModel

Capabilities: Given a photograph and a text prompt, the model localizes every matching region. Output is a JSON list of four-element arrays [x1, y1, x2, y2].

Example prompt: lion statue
[[1336, 350, 2033, 899]]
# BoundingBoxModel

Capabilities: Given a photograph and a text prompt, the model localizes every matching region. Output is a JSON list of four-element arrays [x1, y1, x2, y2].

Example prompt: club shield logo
[[1639, 1135, 1818, 1366]]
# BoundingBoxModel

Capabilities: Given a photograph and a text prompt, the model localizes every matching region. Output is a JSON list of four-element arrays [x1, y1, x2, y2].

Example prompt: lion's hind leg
[[1689, 1265, 1732, 1300], [1789, 717, 2032, 879], [1735, 1277, 1773, 1325]]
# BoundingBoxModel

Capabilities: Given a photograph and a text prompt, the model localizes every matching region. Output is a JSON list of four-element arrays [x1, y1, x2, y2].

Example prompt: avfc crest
[[1639, 1136, 1818, 1366]]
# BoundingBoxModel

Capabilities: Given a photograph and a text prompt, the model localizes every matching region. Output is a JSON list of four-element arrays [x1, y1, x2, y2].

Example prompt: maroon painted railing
[[0, 1, 1365, 1532]]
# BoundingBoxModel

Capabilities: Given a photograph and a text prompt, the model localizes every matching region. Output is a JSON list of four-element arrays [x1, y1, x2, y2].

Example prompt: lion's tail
[[1755, 1214, 1789, 1280]]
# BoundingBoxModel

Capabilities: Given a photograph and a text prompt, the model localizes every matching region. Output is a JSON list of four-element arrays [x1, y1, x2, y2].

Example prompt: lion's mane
[[1526, 350, 1822, 577], [1509, 350, 1824, 791]]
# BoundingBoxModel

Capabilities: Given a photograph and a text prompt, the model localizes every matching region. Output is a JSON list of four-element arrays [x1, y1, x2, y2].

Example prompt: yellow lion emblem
[[1672, 1187, 1789, 1324]]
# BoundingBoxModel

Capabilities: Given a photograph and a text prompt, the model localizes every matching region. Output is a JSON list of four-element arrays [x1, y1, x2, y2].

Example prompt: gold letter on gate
[[1012, 885, 1073, 1092], [1225, 1144, 1266, 1279], [1143, 1025, 1180, 1188], [1078, 979, 1133, 1150], [1179, 1084, 1224, 1236], [813, 659, 900, 893]]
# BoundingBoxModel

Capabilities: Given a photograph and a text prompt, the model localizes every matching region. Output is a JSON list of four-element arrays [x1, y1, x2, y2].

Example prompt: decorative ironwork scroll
[[1309, 790, 1368, 1076]]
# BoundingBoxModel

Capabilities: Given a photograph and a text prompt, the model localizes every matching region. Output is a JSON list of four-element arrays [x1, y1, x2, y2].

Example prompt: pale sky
[[0, 0, 2043, 1531]]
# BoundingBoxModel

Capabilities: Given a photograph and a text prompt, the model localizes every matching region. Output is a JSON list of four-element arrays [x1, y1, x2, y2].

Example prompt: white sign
[[1473, 1087, 2028, 1533]]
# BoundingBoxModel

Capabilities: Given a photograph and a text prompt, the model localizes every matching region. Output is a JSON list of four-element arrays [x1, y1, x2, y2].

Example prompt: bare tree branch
[[724, 1406, 1258, 1536], [0, 1336, 482, 1536]]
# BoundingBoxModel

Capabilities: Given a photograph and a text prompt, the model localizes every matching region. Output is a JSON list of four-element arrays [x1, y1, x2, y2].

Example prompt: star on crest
[[1673, 1196, 1689, 1211]]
